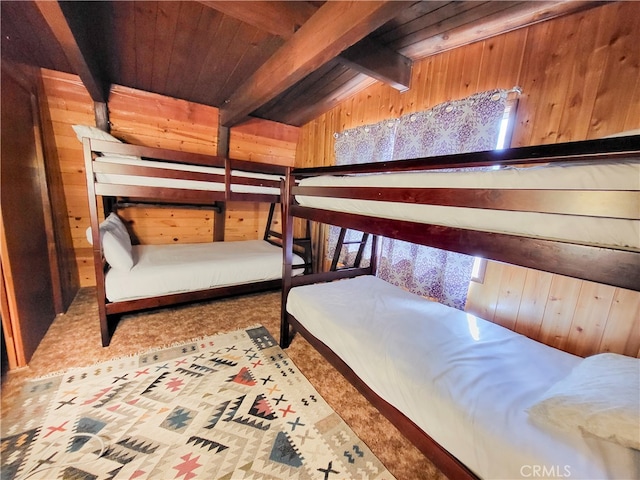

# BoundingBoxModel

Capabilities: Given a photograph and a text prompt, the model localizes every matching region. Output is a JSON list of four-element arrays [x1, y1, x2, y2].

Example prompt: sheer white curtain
[[331, 89, 511, 309]]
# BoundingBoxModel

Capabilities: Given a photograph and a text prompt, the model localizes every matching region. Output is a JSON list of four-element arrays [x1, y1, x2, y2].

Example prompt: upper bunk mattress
[[106, 239, 303, 302], [95, 155, 282, 195], [286, 275, 639, 480], [295, 160, 640, 250]]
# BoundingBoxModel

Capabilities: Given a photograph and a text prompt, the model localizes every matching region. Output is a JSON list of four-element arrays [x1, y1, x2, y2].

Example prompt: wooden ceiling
[[2, 1, 599, 127]]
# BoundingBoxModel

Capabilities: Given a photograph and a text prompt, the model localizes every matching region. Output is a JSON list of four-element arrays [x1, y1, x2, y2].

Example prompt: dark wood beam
[[214, 122, 229, 242], [203, 0, 412, 103], [220, 1, 412, 127], [339, 37, 412, 92], [94, 102, 110, 132], [34, 0, 109, 102]]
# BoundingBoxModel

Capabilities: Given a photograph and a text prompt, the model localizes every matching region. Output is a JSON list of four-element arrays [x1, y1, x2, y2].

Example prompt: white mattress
[[106, 240, 302, 302], [286, 276, 640, 480], [296, 161, 640, 250], [95, 155, 282, 195]]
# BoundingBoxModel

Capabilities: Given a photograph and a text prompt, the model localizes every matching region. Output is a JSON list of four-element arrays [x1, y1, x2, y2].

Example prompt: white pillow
[[72, 124, 122, 144], [72, 124, 140, 161], [528, 353, 640, 449], [86, 213, 134, 271]]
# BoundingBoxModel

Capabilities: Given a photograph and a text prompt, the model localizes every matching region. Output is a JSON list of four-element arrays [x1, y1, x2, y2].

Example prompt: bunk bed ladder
[[265, 203, 313, 274], [330, 228, 370, 271]]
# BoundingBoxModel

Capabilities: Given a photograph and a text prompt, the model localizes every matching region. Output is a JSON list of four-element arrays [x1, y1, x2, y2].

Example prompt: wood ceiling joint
[[220, 1, 414, 127], [34, 0, 109, 103]]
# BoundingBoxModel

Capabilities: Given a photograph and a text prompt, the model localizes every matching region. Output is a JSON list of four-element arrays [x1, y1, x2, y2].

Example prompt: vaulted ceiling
[[2, 1, 599, 127]]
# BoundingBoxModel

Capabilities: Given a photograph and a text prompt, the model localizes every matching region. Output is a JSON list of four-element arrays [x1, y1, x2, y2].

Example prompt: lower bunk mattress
[[286, 275, 639, 479], [106, 239, 303, 302]]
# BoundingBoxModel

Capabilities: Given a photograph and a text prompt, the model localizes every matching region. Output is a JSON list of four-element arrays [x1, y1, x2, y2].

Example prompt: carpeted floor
[[1, 288, 448, 480]]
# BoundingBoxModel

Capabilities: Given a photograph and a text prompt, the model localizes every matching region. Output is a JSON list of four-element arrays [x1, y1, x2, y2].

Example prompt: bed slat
[[95, 184, 226, 204]]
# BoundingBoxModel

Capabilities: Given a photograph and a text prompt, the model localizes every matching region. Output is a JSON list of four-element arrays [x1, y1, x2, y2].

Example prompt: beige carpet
[[1, 288, 448, 480]]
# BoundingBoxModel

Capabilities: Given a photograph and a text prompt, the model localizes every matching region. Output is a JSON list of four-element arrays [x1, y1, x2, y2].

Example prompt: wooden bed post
[[214, 123, 229, 241], [94, 102, 117, 216], [280, 170, 294, 348], [83, 138, 111, 346]]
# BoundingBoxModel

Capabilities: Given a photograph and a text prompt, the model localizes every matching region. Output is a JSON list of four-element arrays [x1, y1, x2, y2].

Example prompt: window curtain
[[326, 119, 397, 267], [330, 89, 510, 309]]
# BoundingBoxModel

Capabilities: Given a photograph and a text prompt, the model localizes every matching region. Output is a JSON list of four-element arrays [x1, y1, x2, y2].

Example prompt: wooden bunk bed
[[83, 136, 311, 347], [280, 135, 640, 480]]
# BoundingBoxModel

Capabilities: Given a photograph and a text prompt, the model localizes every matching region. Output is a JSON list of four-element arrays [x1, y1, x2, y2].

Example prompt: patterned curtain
[[327, 119, 397, 267], [330, 89, 510, 309], [391, 89, 510, 159]]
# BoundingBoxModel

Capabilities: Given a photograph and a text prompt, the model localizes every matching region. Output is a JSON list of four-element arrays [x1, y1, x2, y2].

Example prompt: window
[[471, 257, 487, 283]]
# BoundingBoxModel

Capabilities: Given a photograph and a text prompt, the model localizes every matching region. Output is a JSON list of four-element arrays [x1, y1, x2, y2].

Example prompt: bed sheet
[[95, 155, 282, 195], [106, 239, 303, 302], [296, 160, 640, 250], [286, 275, 640, 479]]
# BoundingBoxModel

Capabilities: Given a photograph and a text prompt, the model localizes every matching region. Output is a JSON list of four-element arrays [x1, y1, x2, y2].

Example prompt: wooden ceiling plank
[[164, 2, 206, 98], [112, 2, 137, 90], [133, 1, 158, 93], [401, 1, 600, 59], [0, 5, 43, 69], [34, 0, 109, 102], [213, 30, 284, 108], [220, 1, 413, 127], [172, 5, 224, 101], [376, 1, 474, 43], [2, 1, 72, 73], [191, 15, 252, 106], [254, 61, 344, 119], [286, 74, 378, 127], [198, 1, 316, 39], [376, 1, 451, 36], [257, 63, 372, 125], [392, 1, 511, 51], [150, 1, 182, 93]]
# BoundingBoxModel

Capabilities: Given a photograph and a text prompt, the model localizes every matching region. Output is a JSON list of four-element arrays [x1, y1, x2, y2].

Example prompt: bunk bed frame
[[83, 138, 311, 347], [280, 135, 640, 480]]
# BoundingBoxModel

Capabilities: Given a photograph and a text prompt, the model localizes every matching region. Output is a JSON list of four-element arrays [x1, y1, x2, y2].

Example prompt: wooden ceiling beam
[[198, 1, 316, 39], [34, 0, 109, 102], [202, 0, 413, 99], [339, 37, 412, 92], [220, 1, 412, 127]]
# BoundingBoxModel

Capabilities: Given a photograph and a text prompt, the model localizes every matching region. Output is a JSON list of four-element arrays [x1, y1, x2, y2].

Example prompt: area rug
[[1, 326, 394, 480]]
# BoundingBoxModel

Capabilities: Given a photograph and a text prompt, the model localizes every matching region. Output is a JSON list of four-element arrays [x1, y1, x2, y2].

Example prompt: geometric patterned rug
[[1, 326, 394, 480]]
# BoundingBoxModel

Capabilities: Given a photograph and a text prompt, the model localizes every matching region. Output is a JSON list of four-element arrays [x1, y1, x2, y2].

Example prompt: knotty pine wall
[[295, 1, 640, 358], [40, 69, 297, 287]]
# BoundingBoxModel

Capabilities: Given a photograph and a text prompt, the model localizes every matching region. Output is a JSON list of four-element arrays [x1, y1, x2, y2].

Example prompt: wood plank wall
[[40, 69, 297, 287], [108, 83, 220, 250], [295, 2, 640, 358], [40, 70, 97, 287], [226, 118, 298, 241]]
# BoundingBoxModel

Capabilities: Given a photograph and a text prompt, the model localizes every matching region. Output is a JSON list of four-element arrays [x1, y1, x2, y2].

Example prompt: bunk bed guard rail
[[286, 135, 640, 292]]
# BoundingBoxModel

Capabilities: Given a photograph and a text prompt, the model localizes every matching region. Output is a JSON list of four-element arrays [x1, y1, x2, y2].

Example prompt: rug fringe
[[28, 324, 266, 381]]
